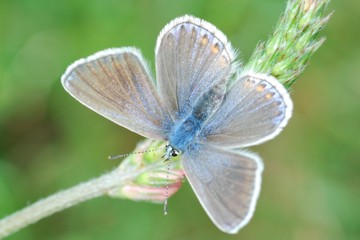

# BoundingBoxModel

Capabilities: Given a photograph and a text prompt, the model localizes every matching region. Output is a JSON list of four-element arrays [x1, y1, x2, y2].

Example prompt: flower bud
[[107, 140, 185, 203]]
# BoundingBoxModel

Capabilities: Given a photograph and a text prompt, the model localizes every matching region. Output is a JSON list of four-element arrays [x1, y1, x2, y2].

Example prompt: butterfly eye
[[171, 149, 179, 157]]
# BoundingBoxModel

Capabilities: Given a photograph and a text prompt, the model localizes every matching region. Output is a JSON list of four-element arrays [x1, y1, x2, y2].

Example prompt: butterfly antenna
[[108, 147, 162, 160], [163, 158, 171, 215]]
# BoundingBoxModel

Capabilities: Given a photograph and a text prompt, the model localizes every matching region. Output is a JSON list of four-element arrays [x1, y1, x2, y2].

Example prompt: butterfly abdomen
[[192, 83, 225, 121], [168, 83, 225, 152]]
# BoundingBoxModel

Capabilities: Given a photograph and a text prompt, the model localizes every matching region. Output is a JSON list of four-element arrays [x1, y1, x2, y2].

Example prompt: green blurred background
[[0, 0, 359, 239]]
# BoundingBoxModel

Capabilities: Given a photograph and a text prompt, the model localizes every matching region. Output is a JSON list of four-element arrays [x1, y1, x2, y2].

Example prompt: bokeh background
[[0, 0, 359, 239]]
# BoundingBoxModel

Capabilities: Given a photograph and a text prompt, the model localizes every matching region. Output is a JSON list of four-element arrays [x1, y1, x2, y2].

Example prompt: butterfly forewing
[[182, 144, 263, 234], [61, 48, 171, 140], [201, 73, 293, 148], [156, 15, 236, 118]]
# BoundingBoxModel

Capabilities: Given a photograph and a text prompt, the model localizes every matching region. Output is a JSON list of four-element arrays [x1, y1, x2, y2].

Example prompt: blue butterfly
[[61, 15, 293, 234]]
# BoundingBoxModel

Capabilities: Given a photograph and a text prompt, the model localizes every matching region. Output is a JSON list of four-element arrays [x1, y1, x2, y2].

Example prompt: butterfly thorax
[[168, 115, 202, 153], [167, 83, 226, 153]]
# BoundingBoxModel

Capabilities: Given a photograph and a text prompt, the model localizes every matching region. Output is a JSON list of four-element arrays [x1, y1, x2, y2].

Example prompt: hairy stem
[[0, 162, 162, 239]]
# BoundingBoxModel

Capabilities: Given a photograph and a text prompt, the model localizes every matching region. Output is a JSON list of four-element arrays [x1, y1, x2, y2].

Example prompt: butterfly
[[61, 15, 293, 234]]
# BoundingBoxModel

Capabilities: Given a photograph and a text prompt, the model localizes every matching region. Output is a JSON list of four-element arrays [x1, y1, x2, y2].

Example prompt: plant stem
[[0, 162, 161, 239], [245, 0, 331, 88]]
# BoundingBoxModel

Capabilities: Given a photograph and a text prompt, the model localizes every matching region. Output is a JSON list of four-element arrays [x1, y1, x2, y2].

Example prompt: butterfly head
[[164, 144, 180, 161]]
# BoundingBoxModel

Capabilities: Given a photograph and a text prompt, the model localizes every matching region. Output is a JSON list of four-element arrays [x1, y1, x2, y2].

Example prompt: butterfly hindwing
[[156, 15, 235, 118], [201, 72, 293, 148]]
